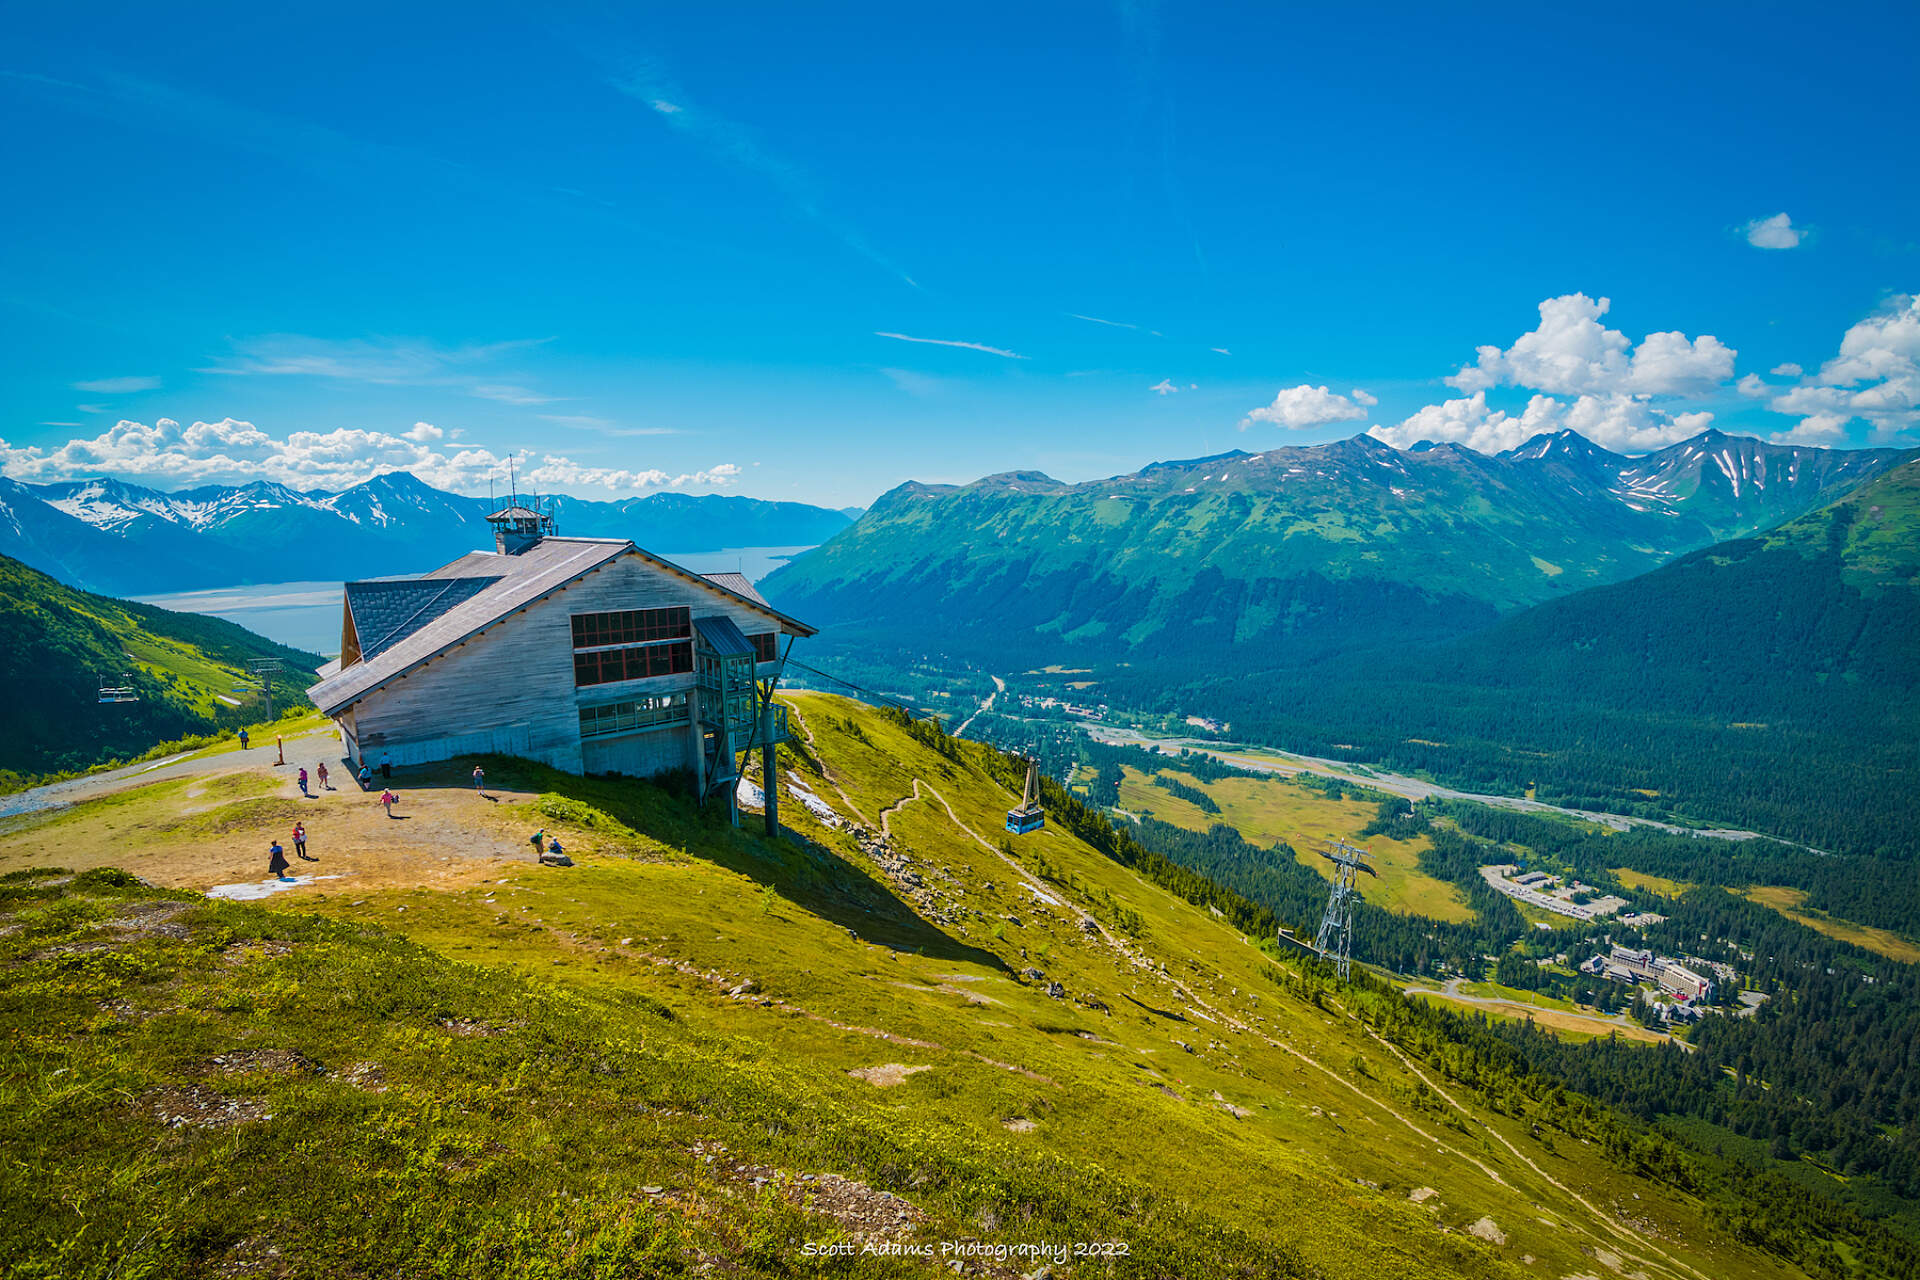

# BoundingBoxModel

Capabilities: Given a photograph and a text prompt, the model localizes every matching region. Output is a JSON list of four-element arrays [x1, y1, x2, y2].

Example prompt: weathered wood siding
[[344, 549, 789, 775]]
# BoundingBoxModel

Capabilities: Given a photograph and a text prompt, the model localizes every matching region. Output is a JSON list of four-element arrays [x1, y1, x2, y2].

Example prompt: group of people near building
[[251, 732, 558, 882]]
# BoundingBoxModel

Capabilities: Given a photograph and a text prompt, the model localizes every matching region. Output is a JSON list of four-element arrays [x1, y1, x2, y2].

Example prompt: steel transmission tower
[[1302, 835, 1377, 980]]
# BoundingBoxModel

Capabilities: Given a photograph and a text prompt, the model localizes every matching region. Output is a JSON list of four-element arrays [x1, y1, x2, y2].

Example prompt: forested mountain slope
[[1156, 457, 1920, 860], [764, 429, 1900, 667], [0, 554, 321, 780], [0, 694, 1891, 1277]]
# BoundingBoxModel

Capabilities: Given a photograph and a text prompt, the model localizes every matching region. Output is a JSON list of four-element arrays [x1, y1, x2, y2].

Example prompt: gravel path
[[0, 726, 345, 820]]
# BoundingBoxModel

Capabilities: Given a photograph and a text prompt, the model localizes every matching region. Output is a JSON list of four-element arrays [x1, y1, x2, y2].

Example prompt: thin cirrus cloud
[[537, 414, 678, 437], [1070, 313, 1140, 330], [72, 376, 161, 393], [874, 331, 1027, 359], [200, 334, 564, 405], [611, 57, 919, 291], [201, 334, 550, 384]]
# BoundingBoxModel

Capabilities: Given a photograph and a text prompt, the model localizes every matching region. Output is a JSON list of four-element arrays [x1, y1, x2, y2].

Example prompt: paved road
[[951, 675, 1006, 739], [0, 726, 345, 820], [1085, 723, 1809, 849]]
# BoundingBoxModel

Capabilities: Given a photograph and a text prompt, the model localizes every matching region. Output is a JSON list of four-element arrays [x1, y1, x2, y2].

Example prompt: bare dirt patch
[[791, 1172, 925, 1242], [1467, 1216, 1506, 1244], [206, 1049, 323, 1078], [220, 939, 295, 965], [338, 1061, 387, 1092], [148, 1084, 272, 1129], [847, 1063, 931, 1087], [102, 899, 193, 940]]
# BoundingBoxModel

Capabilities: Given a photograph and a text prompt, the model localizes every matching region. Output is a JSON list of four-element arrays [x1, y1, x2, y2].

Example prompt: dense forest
[[1032, 727, 1920, 1239]]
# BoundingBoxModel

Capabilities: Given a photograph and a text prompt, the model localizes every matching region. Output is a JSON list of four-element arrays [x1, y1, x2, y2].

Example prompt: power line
[[779, 657, 935, 720]]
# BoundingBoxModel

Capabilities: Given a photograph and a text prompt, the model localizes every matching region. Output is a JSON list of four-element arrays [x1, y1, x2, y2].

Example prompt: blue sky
[[3, 2, 1917, 507]]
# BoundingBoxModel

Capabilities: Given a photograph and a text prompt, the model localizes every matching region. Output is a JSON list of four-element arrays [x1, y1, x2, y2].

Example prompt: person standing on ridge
[[472, 764, 485, 792], [268, 840, 292, 883], [293, 821, 312, 861], [357, 763, 372, 791], [316, 761, 330, 790], [297, 766, 310, 797], [239, 729, 249, 751], [380, 789, 399, 818], [380, 753, 392, 780]]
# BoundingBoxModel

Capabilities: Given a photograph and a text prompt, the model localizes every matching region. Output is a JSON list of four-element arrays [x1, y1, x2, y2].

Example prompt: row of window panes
[[579, 691, 690, 738], [751, 632, 778, 662], [573, 641, 692, 687], [571, 606, 690, 649]]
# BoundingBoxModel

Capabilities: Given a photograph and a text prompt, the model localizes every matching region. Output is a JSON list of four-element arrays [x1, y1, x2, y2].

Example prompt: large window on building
[[750, 632, 778, 663], [579, 691, 690, 738], [573, 642, 692, 686], [571, 606, 690, 649]]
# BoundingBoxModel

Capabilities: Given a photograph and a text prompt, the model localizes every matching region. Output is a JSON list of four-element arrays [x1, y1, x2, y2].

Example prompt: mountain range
[[0, 471, 854, 596], [764, 427, 1908, 668], [1152, 455, 1920, 862]]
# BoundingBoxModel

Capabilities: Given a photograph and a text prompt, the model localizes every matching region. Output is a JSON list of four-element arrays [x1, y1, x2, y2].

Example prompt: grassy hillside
[[0, 553, 322, 782], [1, 693, 1892, 1278]]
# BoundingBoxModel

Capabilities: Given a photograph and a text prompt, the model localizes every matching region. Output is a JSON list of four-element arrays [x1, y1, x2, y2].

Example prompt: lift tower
[[1300, 835, 1377, 980]]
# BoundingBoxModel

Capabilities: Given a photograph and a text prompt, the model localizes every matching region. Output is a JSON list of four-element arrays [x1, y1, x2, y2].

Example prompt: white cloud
[[875, 331, 1026, 359], [0, 418, 740, 496], [1627, 329, 1738, 395], [1150, 379, 1182, 395], [1210, 347, 1231, 356], [1241, 384, 1374, 430], [1369, 391, 1712, 455], [1770, 415, 1849, 446], [1736, 373, 1771, 398], [1368, 392, 1560, 454], [1768, 294, 1920, 441], [1445, 294, 1735, 397], [525, 457, 740, 492], [1742, 212, 1804, 250], [1771, 362, 1803, 377], [1352, 388, 1378, 407], [72, 375, 161, 393]]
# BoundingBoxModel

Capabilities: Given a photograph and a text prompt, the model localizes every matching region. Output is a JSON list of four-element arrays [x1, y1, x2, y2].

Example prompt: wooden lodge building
[[307, 504, 816, 825]]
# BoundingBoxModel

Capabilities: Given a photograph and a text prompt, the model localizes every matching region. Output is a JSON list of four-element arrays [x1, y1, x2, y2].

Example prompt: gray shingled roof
[[347, 577, 501, 660], [307, 536, 815, 717], [701, 571, 769, 607]]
